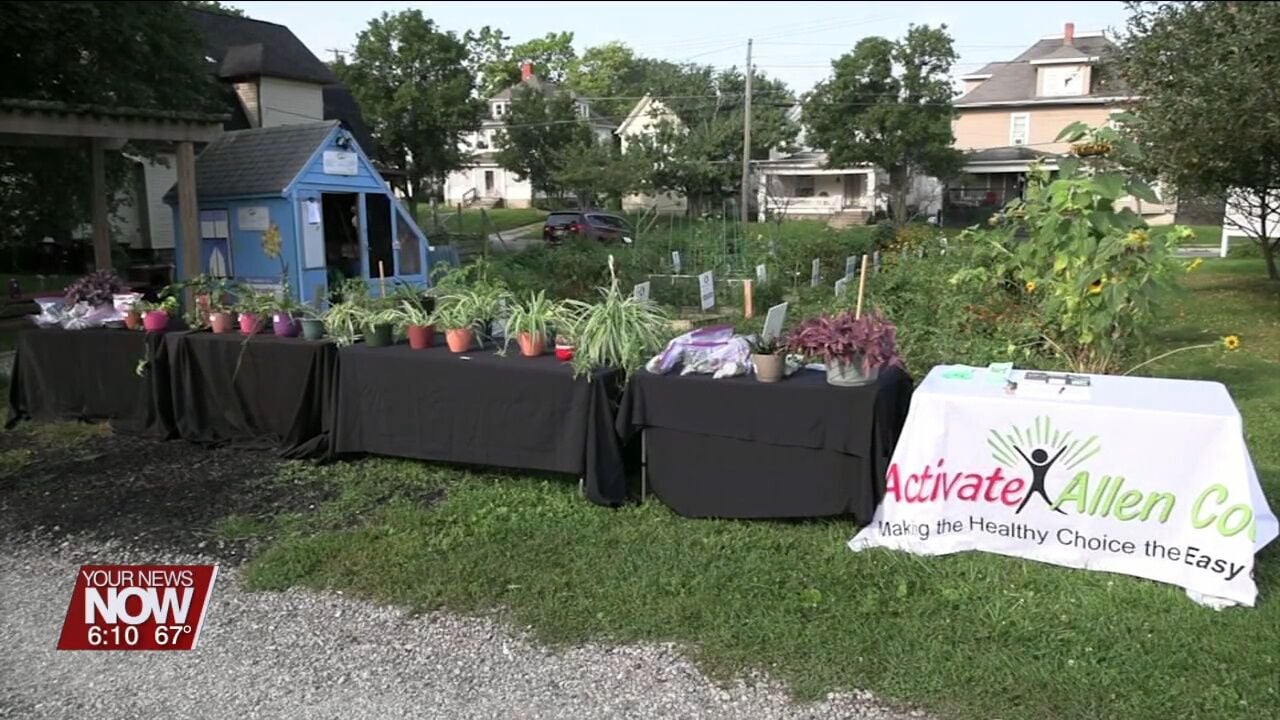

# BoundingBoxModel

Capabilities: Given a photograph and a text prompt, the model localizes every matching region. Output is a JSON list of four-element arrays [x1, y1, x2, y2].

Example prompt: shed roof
[[163, 120, 338, 202]]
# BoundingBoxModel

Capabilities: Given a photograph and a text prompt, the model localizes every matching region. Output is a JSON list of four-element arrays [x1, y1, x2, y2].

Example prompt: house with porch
[[443, 62, 615, 209], [951, 22, 1171, 223]]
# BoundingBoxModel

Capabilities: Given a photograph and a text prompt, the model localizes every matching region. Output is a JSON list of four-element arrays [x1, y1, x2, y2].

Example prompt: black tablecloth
[[167, 332, 336, 458], [6, 327, 175, 438], [333, 342, 627, 506], [616, 366, 913, 521]]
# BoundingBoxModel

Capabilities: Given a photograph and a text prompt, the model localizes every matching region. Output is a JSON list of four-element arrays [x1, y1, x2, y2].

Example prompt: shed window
[[396, 207, 421, 276]]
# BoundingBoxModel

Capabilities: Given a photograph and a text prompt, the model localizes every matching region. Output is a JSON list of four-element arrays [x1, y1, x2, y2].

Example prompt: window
[[587, 214, 628, 230], [794, 176, 816, 198], [475, 132, 489, 150], [1009, 113, 1030, 146], [492, 102, 506, 118], [1040, 65, 1086, 97]]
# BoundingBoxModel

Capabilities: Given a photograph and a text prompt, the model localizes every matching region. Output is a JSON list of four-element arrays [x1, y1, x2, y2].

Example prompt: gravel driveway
[[0, 534, 924, 720]]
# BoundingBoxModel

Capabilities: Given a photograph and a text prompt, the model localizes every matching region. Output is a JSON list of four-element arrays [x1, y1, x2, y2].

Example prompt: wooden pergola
[[0, 98, 226, 278]]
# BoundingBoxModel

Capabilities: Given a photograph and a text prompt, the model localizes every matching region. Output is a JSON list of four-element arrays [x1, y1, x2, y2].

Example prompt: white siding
[[141, 156, 178, 249], [259, 77, 324, 127], [233, 82, 260, 127]]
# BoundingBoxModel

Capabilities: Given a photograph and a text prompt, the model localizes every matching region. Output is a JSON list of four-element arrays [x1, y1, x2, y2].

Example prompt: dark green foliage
[[494, 88, 593, 200]]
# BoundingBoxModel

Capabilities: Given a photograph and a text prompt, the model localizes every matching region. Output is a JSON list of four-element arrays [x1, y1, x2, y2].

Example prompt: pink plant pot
[[209, 312, 234, 334], [142, 310, 169, 333], [272, 312, 299, 337], [239, 313, 264, 335]]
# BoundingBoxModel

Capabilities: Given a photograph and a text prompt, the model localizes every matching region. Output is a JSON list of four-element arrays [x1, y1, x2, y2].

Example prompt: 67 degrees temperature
[[87, 624, 193, 646]]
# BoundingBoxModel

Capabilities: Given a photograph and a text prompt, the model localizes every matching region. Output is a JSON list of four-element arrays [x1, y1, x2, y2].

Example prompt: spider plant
[[324, 300, 367, 347], [563, 256, 669, 377], [502, 291, 567, 357], [432, 291, 482, 331]]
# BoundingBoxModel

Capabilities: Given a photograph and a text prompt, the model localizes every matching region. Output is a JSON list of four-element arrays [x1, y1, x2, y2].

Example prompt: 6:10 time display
[[87, 625, 139, 646]]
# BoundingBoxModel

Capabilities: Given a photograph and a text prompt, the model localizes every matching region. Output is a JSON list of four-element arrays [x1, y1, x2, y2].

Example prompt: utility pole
[[327, 49, 346, 63], [740, 38, 753, 226]]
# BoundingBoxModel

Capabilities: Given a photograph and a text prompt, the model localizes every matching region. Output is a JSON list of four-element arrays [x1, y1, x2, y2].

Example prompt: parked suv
[[543, 210, 633, 244]]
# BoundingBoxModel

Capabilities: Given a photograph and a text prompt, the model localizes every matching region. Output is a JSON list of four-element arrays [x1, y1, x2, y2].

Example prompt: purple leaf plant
[[785, 310, 904, 376]]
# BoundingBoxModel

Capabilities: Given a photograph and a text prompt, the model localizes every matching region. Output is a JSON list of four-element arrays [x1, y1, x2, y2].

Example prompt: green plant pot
[[301, 318, 325, 341], [365, 323, 394, 347]]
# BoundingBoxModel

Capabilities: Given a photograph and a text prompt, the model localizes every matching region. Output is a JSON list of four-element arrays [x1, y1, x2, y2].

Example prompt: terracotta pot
[[555, 344, 575, 362], [753, 353, 784, 383], [301, 318, 325, 340], [142, 310, 169, 333], [517, 331, 545, 357], [445, 327, 473, 353], [209, 311, 234, 334], [124, 309, 142, 331], [272, 312, 299, 337], [407, 324, 435, 350], [239, 312, 264, 335]]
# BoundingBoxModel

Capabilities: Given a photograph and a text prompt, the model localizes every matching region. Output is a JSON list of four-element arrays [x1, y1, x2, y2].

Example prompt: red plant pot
[[124, 310, 142, 331], [407, 324, 435, 350], [517, 332, 546, 357], [445, 327, 473, 353], [272, 312, 299, 337], [555, 344, 575, 362], [239, 313, 264, 335], [209, 311, 234, 334], [142, 310, 169, 333]]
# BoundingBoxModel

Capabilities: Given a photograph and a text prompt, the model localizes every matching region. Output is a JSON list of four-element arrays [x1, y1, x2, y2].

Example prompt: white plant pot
[[825, 356, 880, 387]]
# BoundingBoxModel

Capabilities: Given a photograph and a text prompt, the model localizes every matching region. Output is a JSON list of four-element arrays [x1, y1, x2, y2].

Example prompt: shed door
[[363, 193, 426, 291]]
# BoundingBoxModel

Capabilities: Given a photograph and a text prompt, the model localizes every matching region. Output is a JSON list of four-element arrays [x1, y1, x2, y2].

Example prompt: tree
[[337, 10, 482, 215], [180, 1, 245, 17], [566, 43, 643, 118], [551, 141, 645, 209], [494, 88, 592, 201], [630, 66, 798, 216], [804, 25, 962, 227], [1118, 1, 1280, 279], [0, 2, 216, 256], [470, 30, 578, 97]]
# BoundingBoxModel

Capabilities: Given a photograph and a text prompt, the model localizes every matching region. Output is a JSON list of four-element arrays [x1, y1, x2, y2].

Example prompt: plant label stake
[[671, 251, 682, 275], [378, 260, 387, 298], [633, 281, 651, 302], [743, 279, 754, 319], [845, 255, 858, 279], [855, 253, 870, 319], [810, 258, 820, 288], [762, 302, 787, 342], [835, 277, 849, 297], [698, 270, 715, 311], [755, 263, 767, 285], [873, 250, 882, 273]]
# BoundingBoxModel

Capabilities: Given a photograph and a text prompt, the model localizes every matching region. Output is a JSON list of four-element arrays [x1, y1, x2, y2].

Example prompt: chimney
[[520, 60, 533, 81], [1063, 22, 1075, 45]]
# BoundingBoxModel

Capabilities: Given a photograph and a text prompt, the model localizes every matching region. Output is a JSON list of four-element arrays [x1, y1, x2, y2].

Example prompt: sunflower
[[1223, 335, 1241, 351], [1187, 257, 1204, 272], [1088, 278, 1105, 295], [1025, 280, 1037, 294]]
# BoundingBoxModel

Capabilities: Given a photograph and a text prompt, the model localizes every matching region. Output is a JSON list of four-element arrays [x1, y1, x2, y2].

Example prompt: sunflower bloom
[[1025, 280, 1037, 294], [1187, 257, 1204, 272], [1088, 279, 1104, 295], [1224, 335, 1241, 351]]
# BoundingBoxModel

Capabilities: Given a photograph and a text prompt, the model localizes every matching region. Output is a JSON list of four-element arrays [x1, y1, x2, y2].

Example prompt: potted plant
[[363, 301, 399, 347], [747, 335, 785, 383], [562, 256, 669, 376], [124, 299, 144, 331], [299, 298, 326, 340], [136, 296, 179, 333], [391, 297, 436, 350], [233, 285, 272, 335], [64, 269, 126, 308], [504, 291, 562, 357], [555, 332, 576, 362], [208, 293, 235, 334], [271, 293, 301, 337], [785, 310, 903, 387], [433, 291, 481, 353]]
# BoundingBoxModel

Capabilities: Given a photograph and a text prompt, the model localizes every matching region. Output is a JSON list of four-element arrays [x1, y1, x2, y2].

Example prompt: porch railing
[[764, 195, 869, 213]]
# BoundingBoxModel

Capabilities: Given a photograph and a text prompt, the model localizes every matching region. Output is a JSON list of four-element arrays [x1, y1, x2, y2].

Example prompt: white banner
[[850, 367, 1279, 607]]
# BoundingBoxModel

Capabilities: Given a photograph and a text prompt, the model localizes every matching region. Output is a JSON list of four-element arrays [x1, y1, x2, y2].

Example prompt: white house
[[1220, 190, 1280, 258], [443, 62, 615, 209], [753, 107, 879, 226], [614, 94, 686, 213]]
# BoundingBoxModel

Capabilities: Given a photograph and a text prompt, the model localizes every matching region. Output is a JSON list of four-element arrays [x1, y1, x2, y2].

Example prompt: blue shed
[[165, 121, 428, 304]]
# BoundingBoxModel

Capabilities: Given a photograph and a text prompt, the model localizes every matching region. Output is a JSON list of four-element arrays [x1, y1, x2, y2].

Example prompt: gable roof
[[186, 9, 336, 85], [489, 75, 614, 126], [957, 33, 1125, 107], [163, 121, 338, 202]]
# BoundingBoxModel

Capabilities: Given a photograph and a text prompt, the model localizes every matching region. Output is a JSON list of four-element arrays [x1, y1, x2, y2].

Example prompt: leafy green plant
[[563, 257, 670, 377], [953, 128, 1189, 374], [431, 291, 483, 331], [135, 295, 179, 315], [323, 302, 367, 346], [388, 297, 435, 328], [746, 334, 782, 355], [233, 284, 276, 317], [504, 291, 563, 342]]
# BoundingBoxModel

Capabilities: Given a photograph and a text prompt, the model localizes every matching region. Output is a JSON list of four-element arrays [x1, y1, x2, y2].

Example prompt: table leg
[[641, 429, 648, 503]]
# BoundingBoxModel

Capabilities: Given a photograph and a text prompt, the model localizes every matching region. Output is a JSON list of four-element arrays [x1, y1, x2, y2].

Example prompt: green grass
[[218, 257, 1280, 720], [420, 207, 547, 235], [1180, 224, 1223, 247]]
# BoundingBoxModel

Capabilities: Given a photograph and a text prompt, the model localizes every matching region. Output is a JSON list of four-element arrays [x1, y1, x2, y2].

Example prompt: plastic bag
[[31, 297, 65, 328], [61, 302, 119, 330], [646, 325, 753, 378]]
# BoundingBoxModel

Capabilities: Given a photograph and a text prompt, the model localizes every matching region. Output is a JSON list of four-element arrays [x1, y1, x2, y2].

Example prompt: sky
[[236, 0, 1131, 94]]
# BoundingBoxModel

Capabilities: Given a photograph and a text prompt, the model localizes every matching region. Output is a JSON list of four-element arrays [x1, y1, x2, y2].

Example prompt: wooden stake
[[743, 279, 754, 319], [854, 253, 870, 319], [378, 260, 387, 297]]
